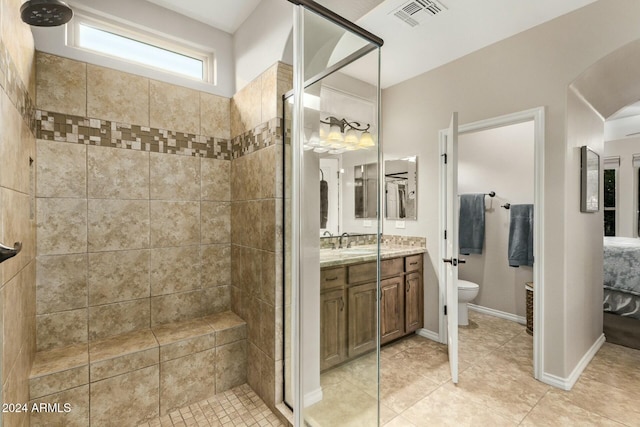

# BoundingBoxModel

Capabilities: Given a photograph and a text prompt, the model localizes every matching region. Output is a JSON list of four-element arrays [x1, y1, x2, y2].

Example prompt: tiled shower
[[0, 1, 291, 421]]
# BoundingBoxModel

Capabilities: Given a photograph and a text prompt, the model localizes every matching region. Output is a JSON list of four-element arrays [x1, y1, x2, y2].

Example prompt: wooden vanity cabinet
[[320, 253, 424, 371]]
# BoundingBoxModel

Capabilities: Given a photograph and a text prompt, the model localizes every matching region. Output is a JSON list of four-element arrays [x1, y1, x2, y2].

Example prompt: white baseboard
[[540, 334, 605, 391], [468, 303, 526, 325], [416, 328, 440, 343], [304, 387, 323, 407]]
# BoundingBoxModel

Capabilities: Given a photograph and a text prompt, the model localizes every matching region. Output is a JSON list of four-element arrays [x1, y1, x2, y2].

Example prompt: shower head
[[21, 0, 73, 27]]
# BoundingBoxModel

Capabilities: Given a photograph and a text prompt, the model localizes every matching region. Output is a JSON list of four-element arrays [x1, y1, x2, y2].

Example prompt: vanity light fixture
[[306, 116, 374, 152]]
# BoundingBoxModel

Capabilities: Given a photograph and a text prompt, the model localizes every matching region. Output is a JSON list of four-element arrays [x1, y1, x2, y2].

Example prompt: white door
[[444, 112, 459, 384]]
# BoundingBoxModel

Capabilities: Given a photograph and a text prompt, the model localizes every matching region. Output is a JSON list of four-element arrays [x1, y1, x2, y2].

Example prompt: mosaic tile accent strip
[[231, 117, 282, 159], [320, 233, 378, 249], [381, 234, 427, 248], [36, 110, 232, 160], [0, 40, 37, 134], [139, 384, 285, 427]]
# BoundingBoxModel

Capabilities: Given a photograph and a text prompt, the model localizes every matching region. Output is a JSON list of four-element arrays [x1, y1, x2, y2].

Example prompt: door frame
[[438, 107, 545, 381]]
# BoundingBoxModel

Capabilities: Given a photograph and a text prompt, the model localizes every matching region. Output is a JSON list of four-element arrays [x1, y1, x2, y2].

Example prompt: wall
[[230, 62, 292, 411], [0, 0, 37, 425], [382, 0, 640, 379], [32, 0, 235, 97], [458, 121, 534, 318], [604, 136, 640, 238], [34, 52, 232, 350]]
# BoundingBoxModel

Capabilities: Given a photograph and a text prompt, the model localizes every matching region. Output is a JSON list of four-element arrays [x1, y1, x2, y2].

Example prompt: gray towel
[[320, 179, 328, 229], [459, 194, 485, 255], [508, 204, 534, 267]]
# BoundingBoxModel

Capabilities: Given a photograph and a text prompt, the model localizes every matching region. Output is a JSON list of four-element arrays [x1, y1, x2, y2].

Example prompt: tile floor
[[138, 384, 286, 427], [305, 310, 640, 426]]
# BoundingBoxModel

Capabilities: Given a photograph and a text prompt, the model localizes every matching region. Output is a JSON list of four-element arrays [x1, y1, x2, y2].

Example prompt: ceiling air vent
[[391, 0, 447, 27]]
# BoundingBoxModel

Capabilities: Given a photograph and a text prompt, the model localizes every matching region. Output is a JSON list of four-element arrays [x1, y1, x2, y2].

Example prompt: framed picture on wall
[[581, 145, 600, 213]]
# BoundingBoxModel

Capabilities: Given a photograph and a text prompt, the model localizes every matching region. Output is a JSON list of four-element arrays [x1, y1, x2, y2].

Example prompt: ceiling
[[146, 0, 598, 88]]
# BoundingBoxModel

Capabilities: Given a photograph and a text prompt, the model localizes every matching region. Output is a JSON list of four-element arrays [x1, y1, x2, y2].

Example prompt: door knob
[[443, 258, 459, 266], [458, 258, 466, 264]]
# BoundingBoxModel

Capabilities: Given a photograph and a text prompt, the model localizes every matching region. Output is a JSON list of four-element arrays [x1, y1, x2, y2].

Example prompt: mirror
[[385, 157, 417, 220], [354, 162, 378, 219]]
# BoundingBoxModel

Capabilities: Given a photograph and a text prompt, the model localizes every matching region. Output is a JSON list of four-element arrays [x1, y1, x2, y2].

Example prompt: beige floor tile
[[521, 390, 626, 426]]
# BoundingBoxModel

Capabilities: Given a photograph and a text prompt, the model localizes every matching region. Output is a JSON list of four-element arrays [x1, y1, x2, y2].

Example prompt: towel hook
[[501, 203, 511, 210]]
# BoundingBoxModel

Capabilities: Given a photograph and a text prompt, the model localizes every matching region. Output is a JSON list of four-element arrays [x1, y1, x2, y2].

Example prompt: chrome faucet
[[339, 232, 351, 249], [322, 231, 333, 237]]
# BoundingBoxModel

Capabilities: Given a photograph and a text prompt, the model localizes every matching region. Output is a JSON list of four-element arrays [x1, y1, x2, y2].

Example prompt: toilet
[[458, 280, 480, 326]]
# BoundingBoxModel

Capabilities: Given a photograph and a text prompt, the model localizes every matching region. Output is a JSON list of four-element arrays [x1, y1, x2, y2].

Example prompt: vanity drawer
[[405, 254, 423, 272], [348, 258, 404, 283], [321, 267, 346, 291]]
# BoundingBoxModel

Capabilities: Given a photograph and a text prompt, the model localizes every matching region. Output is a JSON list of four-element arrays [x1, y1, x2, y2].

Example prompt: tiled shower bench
[[28, 311, 247, 427]]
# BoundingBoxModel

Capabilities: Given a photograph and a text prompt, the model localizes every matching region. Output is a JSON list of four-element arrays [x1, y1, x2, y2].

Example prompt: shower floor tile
[[139, 384, 285, 427]]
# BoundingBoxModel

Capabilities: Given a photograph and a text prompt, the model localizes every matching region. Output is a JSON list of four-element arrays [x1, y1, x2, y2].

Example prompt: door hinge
[[442, 153, 448, 164], [444, 305, 447, 315]]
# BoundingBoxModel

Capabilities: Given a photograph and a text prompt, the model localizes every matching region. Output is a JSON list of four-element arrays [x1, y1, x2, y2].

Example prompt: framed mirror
[[581, 145, 600, 213], [385, 157, 417, 220]]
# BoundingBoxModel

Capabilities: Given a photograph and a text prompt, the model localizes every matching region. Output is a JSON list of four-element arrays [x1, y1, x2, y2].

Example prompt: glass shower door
[[284, 3, 382, 426]]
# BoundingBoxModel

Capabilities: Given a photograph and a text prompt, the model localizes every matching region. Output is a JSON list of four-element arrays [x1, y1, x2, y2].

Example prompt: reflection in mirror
[[320, 158, 340, 236], [385, 157, 417, 220], [354, 163, 377, 219]]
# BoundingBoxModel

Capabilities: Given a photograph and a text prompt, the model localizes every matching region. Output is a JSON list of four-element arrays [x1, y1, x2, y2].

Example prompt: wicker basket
[[525, 282, 534, 335]]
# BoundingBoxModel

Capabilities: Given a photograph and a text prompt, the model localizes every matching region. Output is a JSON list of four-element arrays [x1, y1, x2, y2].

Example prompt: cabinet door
[[380, 277, 405, 344], [320, 288, 347, 371], [348, 282, 377, 358], [405, 271, 423, 333]]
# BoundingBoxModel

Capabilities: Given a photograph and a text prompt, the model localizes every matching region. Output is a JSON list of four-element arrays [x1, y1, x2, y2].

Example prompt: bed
[[603, 237, 640, 349]]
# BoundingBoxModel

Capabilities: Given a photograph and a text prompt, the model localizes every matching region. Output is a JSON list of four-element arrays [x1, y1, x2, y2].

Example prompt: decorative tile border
[[231, 117, 282, 159], [320, 233, 378, 249], [36, 110, 232, 160], [0, 40, 37, 134], [381, 234, 427, 248]]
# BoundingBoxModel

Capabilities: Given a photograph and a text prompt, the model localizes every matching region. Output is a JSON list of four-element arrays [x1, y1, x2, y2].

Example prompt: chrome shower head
[[20, 0, 73, 27]]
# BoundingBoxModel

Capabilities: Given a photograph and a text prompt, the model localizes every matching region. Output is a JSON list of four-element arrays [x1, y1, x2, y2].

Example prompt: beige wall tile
[[245, 200, 262, 249], [230, 156, 247, 201], [150, 201, 200, 248], [150, 80, 200, 134], [2, 274, 23, 380], [231, 78, 261, 138], [36, 140, 87, 198], [261, 199, 276, 252], [2, 188, 35, 281], [260, 144, 283, 199], [153, 318, 215, 362], [150, 290, 204, 327], [89, 299, 150, 341], [36, 198, 87, 256], [150, 153, 200, 201], [87, 64, 149, 125], [259, 301, 276, 360], [201, 158, 230, 201], [244, 152, 262, 200], [277, 63, 294, 119], [90, 365, 159, 426], [201, 244, 231, 288], [88, 199, 150, 252], [247, 342, 261, 397], [35, 53, 86, 116], [216, 340, 247, 393], [36, 254, 87, 314], [90, 347, 158, 382], [88, 250, 150, 306], [36, 309, 88, 351], [201, 202, 230, 244], [88, 146, 149, 199], [2, 345, 30, 427], [150, 246, 200, 296], [200, 92, 230, 139], [30, 384, 90, 427], [30, 364, 88, 400], [261, 63, 278, 123], [202, 285, 231, 316], [0, 92, 32, 193], [2, 0, 35, 87], [159, 349, 216, 415], [260, 250, 276, 306]]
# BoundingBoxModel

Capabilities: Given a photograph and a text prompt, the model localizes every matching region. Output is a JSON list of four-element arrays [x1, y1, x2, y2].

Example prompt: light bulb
[[327, 124, 344, 144], [344, 128, 359, 150]]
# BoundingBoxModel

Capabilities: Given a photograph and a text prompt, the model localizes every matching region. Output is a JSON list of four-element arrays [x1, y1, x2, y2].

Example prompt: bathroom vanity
[[319, 248, 425, 371]]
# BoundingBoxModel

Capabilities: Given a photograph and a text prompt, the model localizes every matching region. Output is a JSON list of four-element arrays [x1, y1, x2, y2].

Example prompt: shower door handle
[[443, 258, 463, 266]]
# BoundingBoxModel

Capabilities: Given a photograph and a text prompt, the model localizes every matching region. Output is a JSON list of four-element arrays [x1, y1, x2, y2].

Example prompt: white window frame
[[66, 11, 215, 84]]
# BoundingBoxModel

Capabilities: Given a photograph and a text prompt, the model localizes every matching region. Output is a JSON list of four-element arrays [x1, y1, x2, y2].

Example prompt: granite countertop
[[320, 245, 427, 268]]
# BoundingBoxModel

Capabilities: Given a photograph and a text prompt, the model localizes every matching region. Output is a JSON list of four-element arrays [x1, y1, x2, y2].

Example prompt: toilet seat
[[458, 280, 479, 290]]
